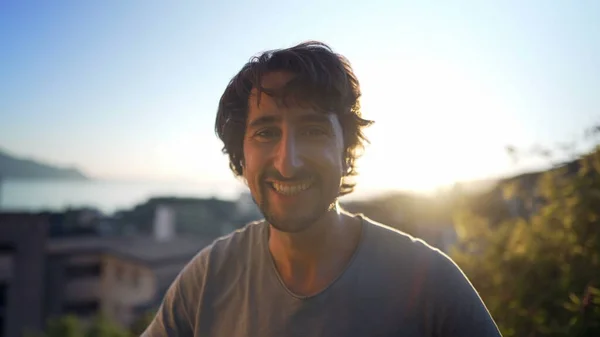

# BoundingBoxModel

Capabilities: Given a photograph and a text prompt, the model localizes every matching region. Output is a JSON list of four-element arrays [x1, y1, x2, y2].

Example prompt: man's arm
[[430, 250, 503, 337], [141, 248, 210, 337]]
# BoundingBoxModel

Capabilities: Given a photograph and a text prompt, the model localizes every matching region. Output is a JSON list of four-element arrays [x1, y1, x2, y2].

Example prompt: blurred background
[[1, 1, 599, 336]]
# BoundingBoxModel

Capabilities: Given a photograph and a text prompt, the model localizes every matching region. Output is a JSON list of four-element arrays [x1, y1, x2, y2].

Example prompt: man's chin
[[265, 208, 330, 234], [269, 219, 314, 234]]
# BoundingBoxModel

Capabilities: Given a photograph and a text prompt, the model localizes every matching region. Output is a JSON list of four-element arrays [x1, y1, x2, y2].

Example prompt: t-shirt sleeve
[[141, 248, 210, 337], [429, 250, 503, 337]]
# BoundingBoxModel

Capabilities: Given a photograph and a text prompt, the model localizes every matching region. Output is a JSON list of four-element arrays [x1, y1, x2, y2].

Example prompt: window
[[0, 244, 15, 254], [115, 265, 124, 282], [0, 282, 7, 307], [131, 269, 140, 287], [63, 300, 99, 316], [0, 245, 12, 337], [65, 263, 101, 279], [0, 282, 6, 337]]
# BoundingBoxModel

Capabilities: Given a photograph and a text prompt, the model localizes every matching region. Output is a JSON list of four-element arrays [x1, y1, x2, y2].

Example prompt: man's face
[[242, 71, 345, 233]]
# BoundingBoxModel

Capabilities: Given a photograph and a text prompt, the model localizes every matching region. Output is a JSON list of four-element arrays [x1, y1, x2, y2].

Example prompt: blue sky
[[1, 0, 599, 193]]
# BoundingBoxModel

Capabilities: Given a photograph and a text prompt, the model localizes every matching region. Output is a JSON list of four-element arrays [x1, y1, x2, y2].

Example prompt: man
[[143, 41, 502, 336]]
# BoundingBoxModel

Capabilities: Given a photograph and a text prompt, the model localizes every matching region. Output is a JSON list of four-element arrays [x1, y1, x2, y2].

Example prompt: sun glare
[[150, 56, 516, 197], [354, 55, 514, 194]]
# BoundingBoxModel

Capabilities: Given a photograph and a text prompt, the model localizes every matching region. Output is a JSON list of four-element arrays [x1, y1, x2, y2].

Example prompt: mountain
[[0, 149, 89, 180]]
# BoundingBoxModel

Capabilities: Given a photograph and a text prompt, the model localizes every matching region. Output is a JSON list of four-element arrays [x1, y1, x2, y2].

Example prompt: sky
[[1, 0, 599, 195]]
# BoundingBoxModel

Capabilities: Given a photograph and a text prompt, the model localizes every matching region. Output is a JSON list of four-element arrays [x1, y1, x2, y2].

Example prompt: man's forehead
[[246, 70, 339, 126], [248, 72, 293, 108], [248, 74, 309, 112], [247, 103, 335, 126], [259, 71, 295, 89]]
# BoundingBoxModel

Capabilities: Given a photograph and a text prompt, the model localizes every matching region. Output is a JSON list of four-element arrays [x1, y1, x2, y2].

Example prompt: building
[[116, 196, 261, 238], [0, 214, 48, 337], [46, 234, 211, 328], [0, 207, 213, 337]]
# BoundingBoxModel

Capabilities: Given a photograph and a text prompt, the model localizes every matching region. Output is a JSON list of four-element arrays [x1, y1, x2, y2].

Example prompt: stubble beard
[[253, 182, 337, 233]]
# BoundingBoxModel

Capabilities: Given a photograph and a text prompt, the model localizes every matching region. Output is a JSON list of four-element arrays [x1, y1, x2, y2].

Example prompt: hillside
[[0, 149, 88, 180]]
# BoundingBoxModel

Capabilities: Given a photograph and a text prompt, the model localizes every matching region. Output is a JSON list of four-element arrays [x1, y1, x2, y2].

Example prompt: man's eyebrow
[[247, 113, 332, 129], [298, 113, 332, 125], [247, 115, 281, 129]]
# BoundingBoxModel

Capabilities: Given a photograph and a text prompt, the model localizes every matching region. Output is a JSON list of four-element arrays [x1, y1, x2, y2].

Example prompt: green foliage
[[452, 148, 600, 336], [44, 315, 84, 337], [86, 315, 131, 337], [29, 314, 137, 337], [129, 310, 156, 336]]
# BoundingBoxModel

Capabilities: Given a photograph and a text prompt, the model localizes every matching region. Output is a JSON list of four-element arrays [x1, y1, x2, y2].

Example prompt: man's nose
[[273, 134, 304, 179]]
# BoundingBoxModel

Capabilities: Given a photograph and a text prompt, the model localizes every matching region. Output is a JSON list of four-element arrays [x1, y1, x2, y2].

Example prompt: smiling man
[[142, 41, 502, 337]]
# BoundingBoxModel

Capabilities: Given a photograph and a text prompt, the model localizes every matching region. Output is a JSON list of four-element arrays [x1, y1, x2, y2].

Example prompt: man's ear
[[342, 155, 350, 174], [239, 158, 247, 178], [237, 160, 248, 186]]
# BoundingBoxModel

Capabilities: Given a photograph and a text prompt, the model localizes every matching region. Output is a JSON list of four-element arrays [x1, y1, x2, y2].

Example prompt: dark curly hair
[[214, 41, 374, 196]]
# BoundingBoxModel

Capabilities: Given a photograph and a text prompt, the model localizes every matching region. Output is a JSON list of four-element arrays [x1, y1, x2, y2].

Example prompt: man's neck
[[267, 207, 362, 296]]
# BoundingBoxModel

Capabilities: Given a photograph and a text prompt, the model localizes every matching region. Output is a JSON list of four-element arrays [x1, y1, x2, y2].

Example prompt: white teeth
[[272, 181, 313, 196]]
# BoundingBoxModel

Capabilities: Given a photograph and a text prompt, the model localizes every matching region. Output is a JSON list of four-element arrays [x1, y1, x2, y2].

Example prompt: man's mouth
[[266, 178, 315, 196]]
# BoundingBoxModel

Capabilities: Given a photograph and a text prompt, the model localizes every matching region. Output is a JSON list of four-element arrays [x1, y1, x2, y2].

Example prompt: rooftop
[[46, 235, 213, 266]]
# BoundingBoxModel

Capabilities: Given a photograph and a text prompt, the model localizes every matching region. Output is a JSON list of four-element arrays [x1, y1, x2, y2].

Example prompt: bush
[[451, 148, 600, 336]]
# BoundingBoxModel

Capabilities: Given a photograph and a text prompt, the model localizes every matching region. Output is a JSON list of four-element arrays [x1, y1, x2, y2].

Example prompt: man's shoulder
[[210, 219, 266, 255], [359, 218, 501, 335], [361, 215, 442, 255], [185, 219, 266, 271], [360, 215, 471, 292], [359, 215, 459, 275]]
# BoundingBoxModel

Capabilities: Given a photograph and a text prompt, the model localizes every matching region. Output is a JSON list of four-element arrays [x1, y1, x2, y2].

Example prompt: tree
[[129, 310, 156, 336], [27, 315, 84, 337], [85, 315, 130, 337], [451, 146, 600, 336], [28, 314, 132, 337]]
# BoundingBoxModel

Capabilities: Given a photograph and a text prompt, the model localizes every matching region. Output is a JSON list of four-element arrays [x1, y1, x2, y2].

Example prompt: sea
[[0, 179, 248, 215], [0, 177, 391, 216]]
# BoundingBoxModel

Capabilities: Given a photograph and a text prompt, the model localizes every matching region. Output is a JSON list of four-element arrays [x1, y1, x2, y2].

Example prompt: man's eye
[[304, 127, 327, 137], [254, 129, 279, 140]]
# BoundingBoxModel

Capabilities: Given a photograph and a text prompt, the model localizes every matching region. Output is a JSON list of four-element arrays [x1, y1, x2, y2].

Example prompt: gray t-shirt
[[142, 216, 502, 337]]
